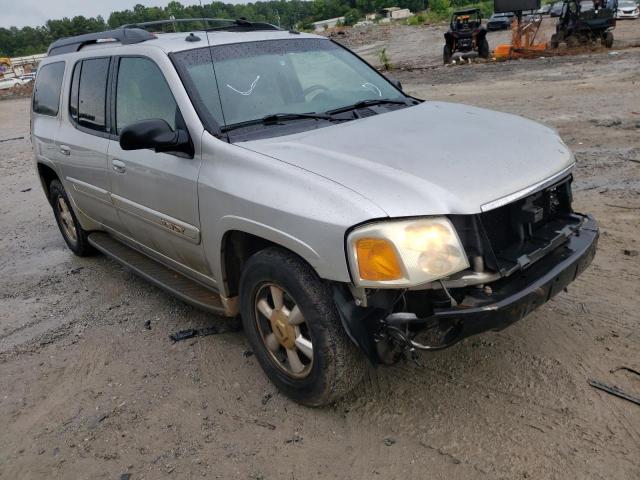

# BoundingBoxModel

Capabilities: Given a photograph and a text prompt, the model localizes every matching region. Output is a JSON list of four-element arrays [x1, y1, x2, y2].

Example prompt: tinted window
[[69, 61, 80, 121], [33, 62, 65, 116], [78, 58, 110, 132], [116, 57, 177, 133]]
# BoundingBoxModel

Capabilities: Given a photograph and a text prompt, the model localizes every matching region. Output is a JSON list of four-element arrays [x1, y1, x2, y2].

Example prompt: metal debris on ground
[[169, 321, 242, 342], [383, 437, 396, 446], [610, 366, 640, 377], [588, 379, 640, 406], [285, 433, 303, 444], [0, 136, 24, 143]]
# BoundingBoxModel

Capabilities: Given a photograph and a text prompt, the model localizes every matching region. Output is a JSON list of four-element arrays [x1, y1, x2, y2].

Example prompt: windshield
[[619, 1, 635, 6], [172, 38, 405, 132]]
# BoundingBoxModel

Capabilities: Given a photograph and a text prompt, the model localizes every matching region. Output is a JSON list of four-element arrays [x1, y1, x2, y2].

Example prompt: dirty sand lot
[[1, 22, 640, 480]]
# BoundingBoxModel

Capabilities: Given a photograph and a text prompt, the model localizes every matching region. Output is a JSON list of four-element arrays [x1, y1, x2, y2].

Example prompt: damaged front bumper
[[424, 214, 598, 340], [334, 215, 599, 364]]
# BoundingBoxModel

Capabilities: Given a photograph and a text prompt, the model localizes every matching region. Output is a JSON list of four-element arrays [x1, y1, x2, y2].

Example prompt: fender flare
[[214, 215, 322, 296]]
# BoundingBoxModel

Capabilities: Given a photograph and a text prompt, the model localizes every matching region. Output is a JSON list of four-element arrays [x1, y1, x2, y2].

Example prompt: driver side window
[[115, 57, 178, 134], [289, 50, 363, 92]]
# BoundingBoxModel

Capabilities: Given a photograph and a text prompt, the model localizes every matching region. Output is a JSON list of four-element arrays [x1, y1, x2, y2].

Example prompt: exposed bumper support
[[425, 214, 598, 341], [335, 215, 599, 364]]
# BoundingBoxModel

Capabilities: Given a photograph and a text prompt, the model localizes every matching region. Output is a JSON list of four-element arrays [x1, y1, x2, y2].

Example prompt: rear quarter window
[[33, 62, 65, 116]]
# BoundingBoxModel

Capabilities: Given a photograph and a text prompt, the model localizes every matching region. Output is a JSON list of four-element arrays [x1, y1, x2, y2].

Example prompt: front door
[[107, 55, 209, 277]]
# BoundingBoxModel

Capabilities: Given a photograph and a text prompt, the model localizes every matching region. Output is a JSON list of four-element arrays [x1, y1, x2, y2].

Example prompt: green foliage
[[430, 0, 451, 16], [423, 0, 493, 23], [406, 13, 427, 25], [378, 48, 392, 70], [343, 8, 363, 26]]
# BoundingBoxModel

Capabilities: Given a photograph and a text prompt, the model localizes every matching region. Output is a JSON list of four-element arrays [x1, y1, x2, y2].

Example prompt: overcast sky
[[0, 0, 222, 29]]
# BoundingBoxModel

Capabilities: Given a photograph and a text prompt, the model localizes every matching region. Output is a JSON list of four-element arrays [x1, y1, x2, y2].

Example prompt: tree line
[[0, 0, 437, 57]]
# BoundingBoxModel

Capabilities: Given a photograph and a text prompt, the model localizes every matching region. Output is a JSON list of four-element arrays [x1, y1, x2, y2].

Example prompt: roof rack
[[46, 18, 282, 57], [47, 28, 154, 56], [120, 18, 281, 32]]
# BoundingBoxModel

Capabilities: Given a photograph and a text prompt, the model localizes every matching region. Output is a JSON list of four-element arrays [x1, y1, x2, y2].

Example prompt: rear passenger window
[[33, 62, 65, 116], [116, 57, 177, 134], [76, 58, 110, 132], [69, 61, 80, 122]]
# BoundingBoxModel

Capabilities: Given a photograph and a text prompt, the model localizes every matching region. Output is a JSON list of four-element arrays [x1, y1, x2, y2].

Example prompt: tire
[[566, 35, 580, 48], [239, 247, 366, 406], [550, 34, 559, 49], [603, 31, 614, 48], [443, 44, 453, 64], [478, 38, 490, 59], [49, 179, 94, 256]]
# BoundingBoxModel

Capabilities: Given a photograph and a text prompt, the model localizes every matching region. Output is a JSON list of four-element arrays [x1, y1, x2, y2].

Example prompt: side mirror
[[389, 78, 403, 92], [119, 119, 191, 155]]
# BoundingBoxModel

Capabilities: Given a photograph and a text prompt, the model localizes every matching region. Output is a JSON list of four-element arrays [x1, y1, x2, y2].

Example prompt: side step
[[88, 232, 227, 315]]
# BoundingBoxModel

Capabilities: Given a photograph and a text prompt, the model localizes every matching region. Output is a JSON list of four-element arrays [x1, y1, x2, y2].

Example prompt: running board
[[88, 232, 227, 315]]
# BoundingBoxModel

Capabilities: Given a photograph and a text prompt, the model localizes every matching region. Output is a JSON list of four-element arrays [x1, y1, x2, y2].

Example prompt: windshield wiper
[[327, 98, 411, 115], [222, 112, 339, 133]]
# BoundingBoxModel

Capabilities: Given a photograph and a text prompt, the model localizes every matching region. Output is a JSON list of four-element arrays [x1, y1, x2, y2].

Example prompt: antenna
[[199, 0, 229, 135]]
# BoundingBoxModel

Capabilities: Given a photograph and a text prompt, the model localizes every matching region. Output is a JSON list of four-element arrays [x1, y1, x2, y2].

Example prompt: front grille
[[479, 176, 580, 274]]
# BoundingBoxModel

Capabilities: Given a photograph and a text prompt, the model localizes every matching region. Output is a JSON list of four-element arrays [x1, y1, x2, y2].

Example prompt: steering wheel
[[303, 84, 329, 101]]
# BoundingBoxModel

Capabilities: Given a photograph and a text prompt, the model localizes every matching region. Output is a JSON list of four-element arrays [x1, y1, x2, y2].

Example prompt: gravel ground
[[1, 22, 639, 480]]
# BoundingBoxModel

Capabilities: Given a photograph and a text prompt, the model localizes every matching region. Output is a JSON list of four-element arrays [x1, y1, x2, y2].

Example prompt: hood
[[238, 101, 574, 217]]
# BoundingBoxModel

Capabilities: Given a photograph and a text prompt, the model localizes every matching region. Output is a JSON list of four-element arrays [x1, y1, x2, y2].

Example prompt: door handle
[[59, 145, 71, 156], [112, 159, 126, 174]]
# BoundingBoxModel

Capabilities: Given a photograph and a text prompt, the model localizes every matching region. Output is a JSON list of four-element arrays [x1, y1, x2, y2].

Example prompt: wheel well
[[37, 163, 59, 203], [222, 231, 278, 297]]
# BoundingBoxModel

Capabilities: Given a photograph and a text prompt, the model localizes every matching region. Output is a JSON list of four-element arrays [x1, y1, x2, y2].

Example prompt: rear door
[[55, 57, 120, 229], [107, 55, 208, 276]]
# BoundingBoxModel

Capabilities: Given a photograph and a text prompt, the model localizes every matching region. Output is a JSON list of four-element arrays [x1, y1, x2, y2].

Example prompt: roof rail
[[47, 28, 154, 57], [121, 18, 281, 32], [120, 18, 233, 29]]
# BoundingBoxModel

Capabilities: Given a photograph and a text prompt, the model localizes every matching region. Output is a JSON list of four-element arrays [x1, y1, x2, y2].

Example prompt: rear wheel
[[478, 38, 490, 59], [239, 247, 365, 406], [443, 44, 453, 64], [566, 35, 580, 48], [603, 31, 614, 48], [49, 180, 93, 256]]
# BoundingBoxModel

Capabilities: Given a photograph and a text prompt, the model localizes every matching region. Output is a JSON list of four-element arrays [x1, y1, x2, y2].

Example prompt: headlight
[[347, 217, 470, 288]]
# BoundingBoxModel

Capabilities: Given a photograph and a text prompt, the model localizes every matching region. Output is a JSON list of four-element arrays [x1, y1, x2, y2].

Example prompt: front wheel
[[603, 31, 614, 48], [239, 247, 366, 406], [550, 33, 559, 49]]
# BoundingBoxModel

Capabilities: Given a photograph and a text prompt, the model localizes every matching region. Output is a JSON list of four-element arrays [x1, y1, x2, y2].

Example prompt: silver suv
[[31, 19, 598, 405]]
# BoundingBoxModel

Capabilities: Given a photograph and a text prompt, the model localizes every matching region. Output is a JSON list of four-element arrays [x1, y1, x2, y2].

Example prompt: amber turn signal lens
[[355, 238, 403, 281]]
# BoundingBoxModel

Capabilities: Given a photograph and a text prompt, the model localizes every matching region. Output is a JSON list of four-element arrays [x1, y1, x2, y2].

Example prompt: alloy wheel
[[57, 196, 78, 243], [254, 283, 313, 378]]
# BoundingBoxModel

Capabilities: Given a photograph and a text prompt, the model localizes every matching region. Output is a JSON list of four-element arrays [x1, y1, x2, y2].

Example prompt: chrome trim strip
[[480, 164, 575, 213], [111, 194, 201, 244]]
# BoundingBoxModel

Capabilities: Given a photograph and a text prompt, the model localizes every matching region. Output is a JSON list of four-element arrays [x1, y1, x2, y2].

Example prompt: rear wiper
[[327, 98, 411, 114], [222, 112, 340, 133]]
